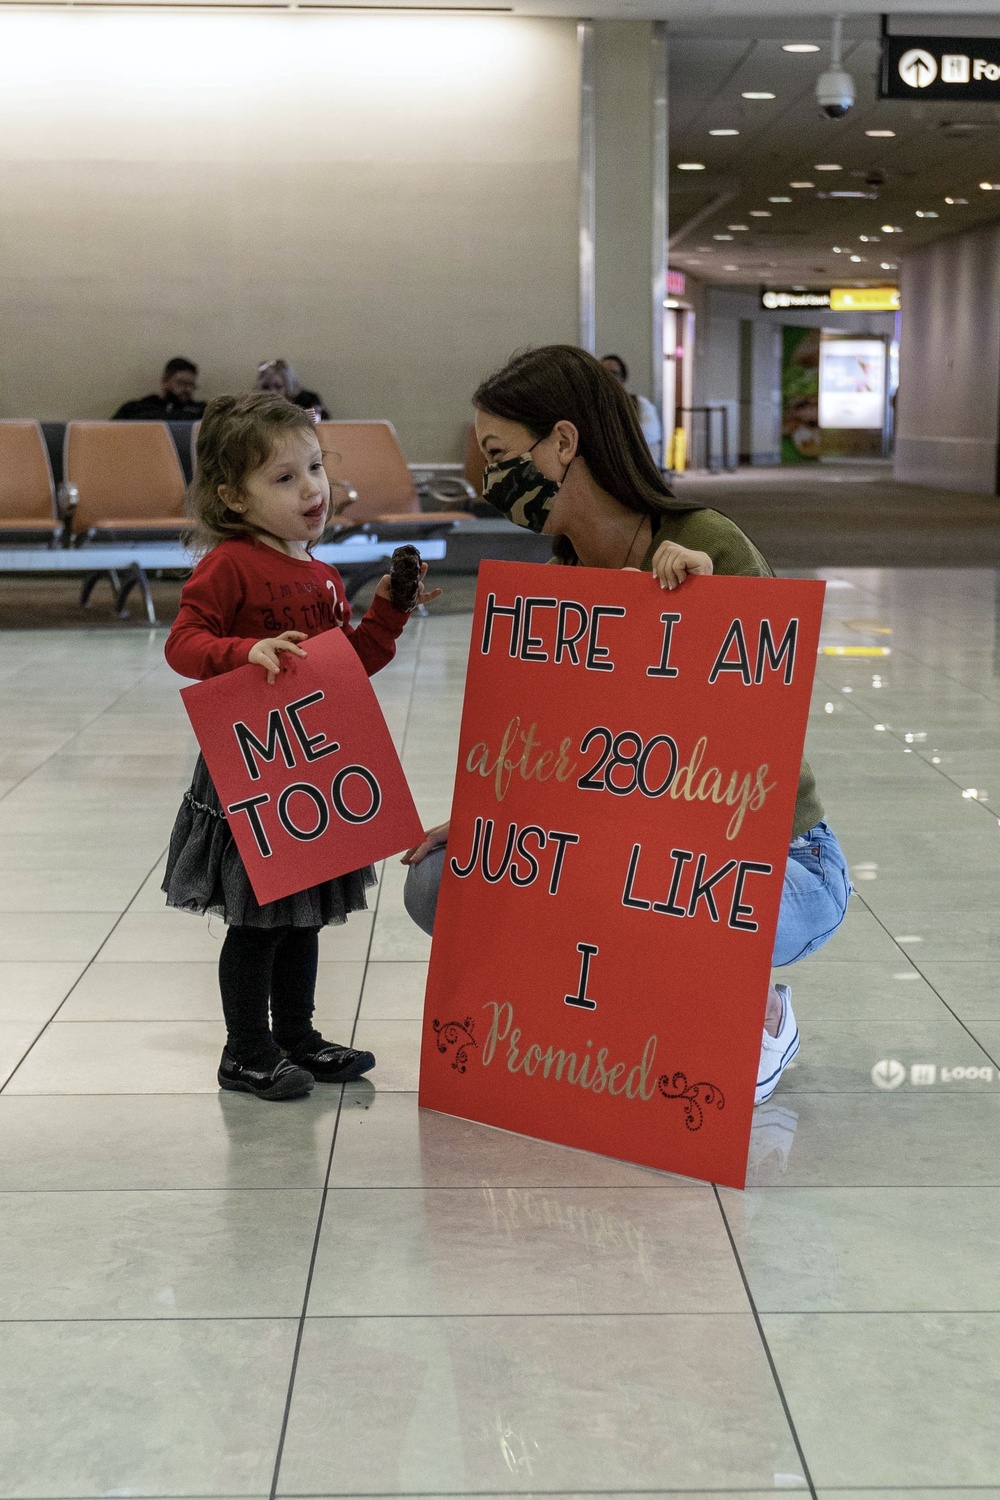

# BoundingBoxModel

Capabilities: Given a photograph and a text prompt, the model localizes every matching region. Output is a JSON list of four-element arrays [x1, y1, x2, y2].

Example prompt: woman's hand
[[247, 631, 308, 684], [650, 540, 714, 591], [401, 821, 450, 865], [375, 561, 443, 611]]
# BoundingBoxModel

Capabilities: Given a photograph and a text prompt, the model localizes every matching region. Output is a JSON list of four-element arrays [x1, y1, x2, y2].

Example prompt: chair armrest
[[56, 483, 79, 547]]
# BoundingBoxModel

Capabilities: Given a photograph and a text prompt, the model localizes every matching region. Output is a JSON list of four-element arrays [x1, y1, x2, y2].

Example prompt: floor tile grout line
[[2, 1308, 997, 1324], [809, 662, 1000, 819], [0, 842, 172, 1095], [851, 892, 1000, 1067], [710, 1185, 818, 1500], [0, 641, 175, 808], [268, 1082, 348, 1500]]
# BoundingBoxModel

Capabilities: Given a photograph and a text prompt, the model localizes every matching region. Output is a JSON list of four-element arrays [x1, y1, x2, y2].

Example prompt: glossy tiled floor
[[0, 566, 997, 1499]]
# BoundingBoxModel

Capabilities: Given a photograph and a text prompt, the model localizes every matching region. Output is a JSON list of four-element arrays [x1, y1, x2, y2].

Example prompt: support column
[[588, 21, 668, 412]]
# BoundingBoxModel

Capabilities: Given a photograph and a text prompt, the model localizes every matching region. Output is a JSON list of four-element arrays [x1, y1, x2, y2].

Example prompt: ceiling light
[[783, 42, 820, 53], [742, 91, 776, 100], [727, 224, 749, 231], [944, 196, 969, 205], [723, 264, 739, 271], [880, 262, 898, 270], [749, 210, 772, 217], [859, 235, 879, 242], [677, 162, 706, 171], [768, 196, 793, 203], [866, 129, 896, 137], [881, 225, 902, 233], [709, 128, 740, 136], [815, 164, 842, 172], [850, 255, 863, 262], [832, 246, 842, 253], [915, 210, 939, 218], [790, 181, 815, 189], [714, 234, 734, 240], [979, 182, 998, 190]]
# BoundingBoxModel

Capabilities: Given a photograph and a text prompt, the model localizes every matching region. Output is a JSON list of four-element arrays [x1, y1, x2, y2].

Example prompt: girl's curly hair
[[186, 392, 326, 554]]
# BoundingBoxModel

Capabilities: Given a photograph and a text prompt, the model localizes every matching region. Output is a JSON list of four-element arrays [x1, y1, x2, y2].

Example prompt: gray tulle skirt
[[162, 754, 376, 930]]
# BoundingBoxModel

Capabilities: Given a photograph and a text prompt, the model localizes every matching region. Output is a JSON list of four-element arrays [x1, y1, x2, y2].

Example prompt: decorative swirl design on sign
[[433, 1018, 477, 1074], [657, 1072, 726, 1131]]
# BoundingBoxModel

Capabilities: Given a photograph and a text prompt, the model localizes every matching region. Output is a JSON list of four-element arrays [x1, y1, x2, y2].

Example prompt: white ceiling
[[662, 14, 1000, 288]]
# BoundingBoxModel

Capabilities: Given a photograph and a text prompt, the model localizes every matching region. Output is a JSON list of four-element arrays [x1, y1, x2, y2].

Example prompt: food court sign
[[880, 34, 1000, 100]]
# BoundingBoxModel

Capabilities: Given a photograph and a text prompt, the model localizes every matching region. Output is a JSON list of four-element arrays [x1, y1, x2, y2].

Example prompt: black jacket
[[112, 394, 207, 421]]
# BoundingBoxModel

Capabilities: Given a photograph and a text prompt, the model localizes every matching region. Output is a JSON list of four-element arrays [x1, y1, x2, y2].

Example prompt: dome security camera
[[816, 68, 855, 118], [815, 16, 854, 119]]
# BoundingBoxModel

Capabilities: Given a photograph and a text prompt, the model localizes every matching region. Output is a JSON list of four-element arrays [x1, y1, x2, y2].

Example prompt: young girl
[[163, 392, 436, 1102]]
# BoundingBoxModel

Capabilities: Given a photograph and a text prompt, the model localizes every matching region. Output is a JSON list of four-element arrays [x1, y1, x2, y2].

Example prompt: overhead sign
[[419, 561, 824, 1189], [880, 34, 1000, 100], [180, 628, 423, 906], [830, 287, 900, 312], [762, 289, 831, 310]]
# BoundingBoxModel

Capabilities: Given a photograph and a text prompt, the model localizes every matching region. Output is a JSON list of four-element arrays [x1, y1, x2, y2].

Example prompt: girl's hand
[[247, 631, 308, 685], [650, 540, 714, 591], [375, 561, 443, 611], [401, 821, 450, 865]]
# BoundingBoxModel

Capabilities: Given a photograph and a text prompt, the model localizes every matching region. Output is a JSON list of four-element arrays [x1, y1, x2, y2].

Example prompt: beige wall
[[593, 21, 662, 403], [0, 12, 580, 459]]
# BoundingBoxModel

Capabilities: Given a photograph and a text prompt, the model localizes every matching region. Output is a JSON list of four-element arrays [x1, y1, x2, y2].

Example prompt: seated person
[[113, 357, 206, 421], [255, 359, 330, 420]]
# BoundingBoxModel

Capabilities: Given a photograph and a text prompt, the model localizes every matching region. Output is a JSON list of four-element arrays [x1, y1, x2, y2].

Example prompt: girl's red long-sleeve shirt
[[165, 536, 409, 680]]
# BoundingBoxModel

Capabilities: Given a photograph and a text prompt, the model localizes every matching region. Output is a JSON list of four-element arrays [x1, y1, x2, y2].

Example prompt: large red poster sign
[[419, 562, 824, 1188], [181, 628, 423, 906]]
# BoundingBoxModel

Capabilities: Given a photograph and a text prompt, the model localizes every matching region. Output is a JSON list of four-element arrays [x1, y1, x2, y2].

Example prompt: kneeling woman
[[403, 345, 851, 1105]]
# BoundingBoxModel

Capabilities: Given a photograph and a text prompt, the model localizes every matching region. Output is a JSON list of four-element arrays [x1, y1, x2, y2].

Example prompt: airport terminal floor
[[0, 489, 998, 1494]]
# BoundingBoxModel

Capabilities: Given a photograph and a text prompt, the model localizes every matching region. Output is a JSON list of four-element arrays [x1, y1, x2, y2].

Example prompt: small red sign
[[419, 562, 824, 1188], [181, 628, 423, 906]]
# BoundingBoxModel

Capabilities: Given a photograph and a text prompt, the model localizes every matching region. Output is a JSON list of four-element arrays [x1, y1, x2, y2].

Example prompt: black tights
[[219, 925, 320, 1064]]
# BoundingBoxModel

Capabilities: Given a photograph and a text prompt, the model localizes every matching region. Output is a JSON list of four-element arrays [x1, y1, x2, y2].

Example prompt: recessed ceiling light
[[866, 129, 896, 137], [880, 262, 898, 270], [814, 163, 842, 171], [832, 246, 842, 253], [881, 225, 902, 233], [850, 255, 863, 262], [723, 264, 739, 271], [709, 128, 740, 136], [677, 162, 706, 171], [768, 196, 792, 203], [979, 182, 999, 190], [915, 210, 939, 218], [783, 42, 820, 52], [713, 234, 734, 240], [727, 224, 749, 231], [749, 210, 772, 217], [944, 196, 969, 205], [742, 91, 776, 100], [790, 181, 815, 189]]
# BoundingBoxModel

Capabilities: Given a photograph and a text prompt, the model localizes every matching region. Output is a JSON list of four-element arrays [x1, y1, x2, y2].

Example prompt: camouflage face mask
[[481, 442, 566, 533]]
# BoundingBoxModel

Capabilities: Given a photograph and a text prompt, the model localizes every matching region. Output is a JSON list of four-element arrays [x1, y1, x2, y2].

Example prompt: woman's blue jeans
[[404, 820, 852, 968]]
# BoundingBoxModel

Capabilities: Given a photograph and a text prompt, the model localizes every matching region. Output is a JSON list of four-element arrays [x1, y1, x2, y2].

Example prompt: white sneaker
[[755, 983, 799, 1105]]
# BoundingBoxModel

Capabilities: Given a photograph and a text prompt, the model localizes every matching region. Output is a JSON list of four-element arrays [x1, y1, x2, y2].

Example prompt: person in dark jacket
[[113, 357, 207, 421], [255, 359, 330, 421]]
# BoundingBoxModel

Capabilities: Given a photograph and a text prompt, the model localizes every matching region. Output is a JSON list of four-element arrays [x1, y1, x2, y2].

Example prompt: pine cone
[[389, 544, 422, 611]]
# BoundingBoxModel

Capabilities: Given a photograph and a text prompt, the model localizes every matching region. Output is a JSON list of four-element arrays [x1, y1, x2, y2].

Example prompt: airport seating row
[[0, 418, 468, 622], [0, 418, 474, 543]]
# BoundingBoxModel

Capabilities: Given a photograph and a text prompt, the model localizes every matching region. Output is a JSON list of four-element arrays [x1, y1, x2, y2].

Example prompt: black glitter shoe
[[282, 1033, 376, 1083], [218, 1049, 314, 1101]]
